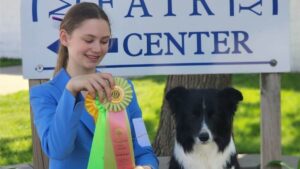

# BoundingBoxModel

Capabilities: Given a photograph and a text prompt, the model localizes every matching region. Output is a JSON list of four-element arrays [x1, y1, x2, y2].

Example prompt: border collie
[[166, 87, 243, 169]]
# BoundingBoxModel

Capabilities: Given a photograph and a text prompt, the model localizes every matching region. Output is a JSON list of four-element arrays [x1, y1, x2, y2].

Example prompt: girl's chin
[[83, 62, 99, 69]]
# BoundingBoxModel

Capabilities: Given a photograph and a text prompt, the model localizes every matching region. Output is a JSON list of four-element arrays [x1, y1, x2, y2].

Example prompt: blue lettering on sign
[[273, 0, 278, 15], [99, 0, 113, 8], [32, 0, 38, 22], [164, 32, 186, 55], [190, 0, 215, 16], [32, 0, 281, 21], [123, 31, 253, 56], [29, 0, 280, 56], [144, 33, 163, 56], [188, 32, 210, 55], [164, 0, 176, 16], [33, 0, 115, 23], [125, 0, 152, 17], [239, 0, 262, 16], [230, 0, 279, 16], [232, 31, 253, 54], [49, 0, 72, 18], [211, 31, 230, 54], [229, 0, 234, 16], [124, 33, 143, 56]]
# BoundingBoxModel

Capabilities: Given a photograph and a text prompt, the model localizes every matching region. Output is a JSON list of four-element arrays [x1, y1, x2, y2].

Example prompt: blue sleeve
[[126, 80, 159, 169], [30, 84, 83, 160]]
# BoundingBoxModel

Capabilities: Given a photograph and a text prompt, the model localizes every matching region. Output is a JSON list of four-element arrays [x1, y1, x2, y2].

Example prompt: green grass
[[0, 91, 32, 165], [232, 73, 300, 155], [0, 57, 22, 67], [0, 74, 300, 166]]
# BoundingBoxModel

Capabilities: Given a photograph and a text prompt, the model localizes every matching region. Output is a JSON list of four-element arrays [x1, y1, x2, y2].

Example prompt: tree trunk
[[153, 74, 232, 156]]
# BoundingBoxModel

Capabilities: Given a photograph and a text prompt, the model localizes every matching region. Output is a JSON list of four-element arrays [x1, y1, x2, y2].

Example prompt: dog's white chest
[[173, 138, 236, 169]]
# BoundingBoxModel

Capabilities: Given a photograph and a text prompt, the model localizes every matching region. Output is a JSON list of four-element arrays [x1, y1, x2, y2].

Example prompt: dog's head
[[166, 87, 243, 152]]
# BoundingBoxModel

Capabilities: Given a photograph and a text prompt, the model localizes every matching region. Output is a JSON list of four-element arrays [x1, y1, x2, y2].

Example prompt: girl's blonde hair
[[53, 2, 111, 76]]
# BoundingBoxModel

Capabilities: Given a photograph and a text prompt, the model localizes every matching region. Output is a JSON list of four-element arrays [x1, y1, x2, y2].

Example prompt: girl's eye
[[101, 40, 109, 44], [84, 39, 94, 43]]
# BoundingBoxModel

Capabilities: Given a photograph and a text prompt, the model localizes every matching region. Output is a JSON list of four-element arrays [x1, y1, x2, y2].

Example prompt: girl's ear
[[59, 29, 69, 46]]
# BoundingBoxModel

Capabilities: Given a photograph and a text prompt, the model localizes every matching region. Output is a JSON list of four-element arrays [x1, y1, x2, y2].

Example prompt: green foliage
[[268, 159, 300, 169], [131, 75, 166, 141], [267, 160, 295, 169], [0, 58, 22, 67]]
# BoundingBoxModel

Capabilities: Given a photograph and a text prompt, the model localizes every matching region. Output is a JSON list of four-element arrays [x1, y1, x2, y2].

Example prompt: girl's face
[[61, 18, 111, 72]]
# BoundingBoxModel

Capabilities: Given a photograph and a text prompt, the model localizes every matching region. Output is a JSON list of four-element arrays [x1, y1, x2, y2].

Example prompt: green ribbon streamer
[[87, 97, 107, 169]]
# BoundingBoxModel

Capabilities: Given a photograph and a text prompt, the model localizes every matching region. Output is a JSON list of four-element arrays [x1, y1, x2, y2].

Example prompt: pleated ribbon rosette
[[85, 77, 135, 169]]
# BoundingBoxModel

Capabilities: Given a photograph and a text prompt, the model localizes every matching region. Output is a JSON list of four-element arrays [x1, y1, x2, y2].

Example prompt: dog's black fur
[[166, 87, 243, 169]]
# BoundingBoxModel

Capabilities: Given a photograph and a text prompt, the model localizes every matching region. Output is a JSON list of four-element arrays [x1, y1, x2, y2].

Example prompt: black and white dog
[[166, 87, 243, 169]]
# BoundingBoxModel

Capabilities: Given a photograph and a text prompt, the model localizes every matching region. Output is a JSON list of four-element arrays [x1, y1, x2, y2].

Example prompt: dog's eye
[[192, 110, 201, 117], [206, 109, 216, 118]]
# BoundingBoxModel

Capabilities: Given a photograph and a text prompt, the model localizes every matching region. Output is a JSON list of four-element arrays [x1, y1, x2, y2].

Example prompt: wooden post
[[260, 73, 281, 169], [29, 79, 49, 169]]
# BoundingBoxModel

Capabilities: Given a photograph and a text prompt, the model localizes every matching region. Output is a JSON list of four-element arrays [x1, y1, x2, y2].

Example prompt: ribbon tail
[[108, 110, 135, 169], [87, 106, 107, 169]]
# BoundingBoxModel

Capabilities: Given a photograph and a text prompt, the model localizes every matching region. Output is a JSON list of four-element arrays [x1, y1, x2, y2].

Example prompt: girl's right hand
[[66, 72, 115, 102]]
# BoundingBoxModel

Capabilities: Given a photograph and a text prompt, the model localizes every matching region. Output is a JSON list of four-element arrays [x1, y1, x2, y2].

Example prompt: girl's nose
[[92, 42, 102, 53]]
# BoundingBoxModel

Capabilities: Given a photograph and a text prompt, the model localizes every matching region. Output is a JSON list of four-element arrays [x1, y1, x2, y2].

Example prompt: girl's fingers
[[96, 78, 112, 101], [98, 73, 115, 88], [90, 79, 105, 101], [78, 73, 115, 101], [85, 83, 96, 98]]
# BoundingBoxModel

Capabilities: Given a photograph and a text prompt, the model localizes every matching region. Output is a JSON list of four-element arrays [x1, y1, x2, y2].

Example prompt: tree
[[153, 74, 231, 156]]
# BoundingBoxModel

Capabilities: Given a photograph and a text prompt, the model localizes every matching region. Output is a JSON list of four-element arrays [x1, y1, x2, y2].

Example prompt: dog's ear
[[166, 86, 188, 113], [218, 87, 243, 113]]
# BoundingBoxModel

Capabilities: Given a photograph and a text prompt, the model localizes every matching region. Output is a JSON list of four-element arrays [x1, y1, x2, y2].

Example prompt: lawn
[[0, 57, 22, 67], [0, 91, 32, 165], [0, 73, 300, 166]]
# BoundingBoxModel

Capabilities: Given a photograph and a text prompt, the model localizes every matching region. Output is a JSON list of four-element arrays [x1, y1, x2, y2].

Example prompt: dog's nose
[[198, 132, 209, 142]]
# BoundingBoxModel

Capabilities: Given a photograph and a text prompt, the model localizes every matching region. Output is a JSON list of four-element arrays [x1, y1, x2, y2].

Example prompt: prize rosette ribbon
[[85, 77, 135, 169]]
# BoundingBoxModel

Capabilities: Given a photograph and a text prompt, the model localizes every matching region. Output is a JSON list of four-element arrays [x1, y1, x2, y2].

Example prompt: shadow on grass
[[282, 111, 300, 156], [233, 74, 260, 89], [235, 101, 260, 154], [281, 73, 300, 91], [283, 132, 300, 156], [0, 135, 32, 166]]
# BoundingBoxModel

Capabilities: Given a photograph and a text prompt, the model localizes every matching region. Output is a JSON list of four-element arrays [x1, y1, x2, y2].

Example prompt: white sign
[[290, 0, 300, 72], [21, 0, 290, 79]]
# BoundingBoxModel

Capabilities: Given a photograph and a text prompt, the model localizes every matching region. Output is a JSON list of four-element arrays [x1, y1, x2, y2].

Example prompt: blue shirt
[[30, 69, 158, 169]]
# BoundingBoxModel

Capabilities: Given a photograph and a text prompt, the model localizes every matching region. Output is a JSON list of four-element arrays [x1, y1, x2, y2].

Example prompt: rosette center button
[[111, 86, 124, 104]]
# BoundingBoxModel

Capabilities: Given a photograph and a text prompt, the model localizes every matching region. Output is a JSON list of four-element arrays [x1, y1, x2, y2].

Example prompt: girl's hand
[[134, 166, 152, 169], [66, 72, 115, 101]]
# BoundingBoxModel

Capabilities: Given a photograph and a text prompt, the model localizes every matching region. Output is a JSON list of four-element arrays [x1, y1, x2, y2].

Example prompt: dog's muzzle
[[198, 132, 209, 143]]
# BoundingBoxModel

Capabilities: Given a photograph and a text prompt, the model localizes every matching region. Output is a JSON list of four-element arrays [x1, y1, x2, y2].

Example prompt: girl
[[30, 2, 158, 169]]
